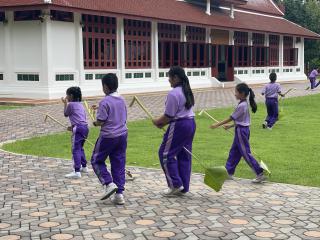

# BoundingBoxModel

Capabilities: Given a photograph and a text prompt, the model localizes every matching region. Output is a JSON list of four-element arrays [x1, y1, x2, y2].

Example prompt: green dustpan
[[204, 166, 229, 192]]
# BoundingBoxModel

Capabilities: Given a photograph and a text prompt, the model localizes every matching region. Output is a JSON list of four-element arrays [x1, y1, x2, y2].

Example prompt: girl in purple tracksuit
[[153, 66, 196, 197], [62, 87, 89, 179], [210, 83, 266, 183], [91, 73, 128, 205], [261, 73, 284, 130], [307, 67, 320, 90]]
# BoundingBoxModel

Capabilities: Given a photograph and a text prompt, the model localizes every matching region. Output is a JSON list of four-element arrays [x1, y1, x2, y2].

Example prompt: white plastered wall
[[0, 11, 48, 98], [0, 24, 5, 75]]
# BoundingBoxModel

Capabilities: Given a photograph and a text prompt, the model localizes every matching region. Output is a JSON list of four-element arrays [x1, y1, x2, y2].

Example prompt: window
[[234, 31, 248, 45], [0, 74, 3, 80], [17, 74, 39, 81], [126, 73, 132, 79], [0, 12, 5, 22], [95, 74, 105, 79], [134, 73, 144, 78], [82, 14, 117, 69], [182, 26, 207, 68], [124, 19, 151, 69], [235, 46, 251, 67], [56, 74, 74, 81], [283, 36, 298, 66], [14, 10, 41, 21], [85, 74, 94, 80], [252, 33, 267, 67], [234, 31, 250, 67], [51, 10, 73, 22], [269, 35, 279, 66], [158, 23, 181, 68]]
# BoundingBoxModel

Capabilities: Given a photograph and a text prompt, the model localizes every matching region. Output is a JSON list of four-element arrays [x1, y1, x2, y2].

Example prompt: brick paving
[[0, 81, 320, 239]]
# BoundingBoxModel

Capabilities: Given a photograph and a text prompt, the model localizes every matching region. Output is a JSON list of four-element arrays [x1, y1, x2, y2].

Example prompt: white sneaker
[[228, 175, 234, 180], [112, 193, 125, 205], [65, 171, 81, 179], [252, 174, 266, 183], [80, 167, 89, 173], [162, 186, 184, 197], [262, 121, 267, 129], [267, 127, 272, 131], [101, 182, 118, 200]]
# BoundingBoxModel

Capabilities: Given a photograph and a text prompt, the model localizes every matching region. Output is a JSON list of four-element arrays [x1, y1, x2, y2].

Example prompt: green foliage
[[283, 0, 320, 67]]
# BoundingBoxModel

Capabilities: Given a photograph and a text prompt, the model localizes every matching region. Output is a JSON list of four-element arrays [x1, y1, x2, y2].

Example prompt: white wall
[[0, 24, 5, 72], [12, 21, 42, 72], [0, 17, 49, 98], [48, 20, 79, 98], [50, 21, 77, 73]]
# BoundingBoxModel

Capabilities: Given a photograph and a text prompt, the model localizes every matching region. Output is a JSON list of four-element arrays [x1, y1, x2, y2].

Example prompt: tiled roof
[[238, 0, 284, 16], [0, 0, 319, 39]]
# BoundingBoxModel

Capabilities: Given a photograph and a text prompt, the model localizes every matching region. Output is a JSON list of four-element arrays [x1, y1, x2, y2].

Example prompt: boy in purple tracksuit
[[261, 73, 284, 130], [307, 67, 320, 90], [153, 66, 196, 197], [91, 73, 128, 205], [210, 83, 266, 183], [62, 87, 89, 179]]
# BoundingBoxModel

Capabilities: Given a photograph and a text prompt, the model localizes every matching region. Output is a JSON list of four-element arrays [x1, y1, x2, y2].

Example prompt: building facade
[[0, 0, 319, 99]]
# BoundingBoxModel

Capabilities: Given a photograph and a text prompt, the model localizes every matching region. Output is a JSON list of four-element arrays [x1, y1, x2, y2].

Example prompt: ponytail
[[248, 88, 257, 113], [168, 66, 195, 109], [236, 83, 257, 113]]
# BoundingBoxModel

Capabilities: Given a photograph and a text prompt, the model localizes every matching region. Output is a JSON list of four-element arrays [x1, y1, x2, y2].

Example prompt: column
[[117, 17, 126, 83], [117, 17, 125, 83], [206, 0, 211, 15], [229, 30, 234, 45], [279, 35, 283, 70], [248, 32, 253, 77], [265, 34, 269, 74], [74, 13, 84, 86], [41, 9, 53, 88], [181, 24, 187, 42], [301, 37, 305, 72], [4, 11, 13, 85], [206, 27, 212, 77], [151, 21, 159, 81]]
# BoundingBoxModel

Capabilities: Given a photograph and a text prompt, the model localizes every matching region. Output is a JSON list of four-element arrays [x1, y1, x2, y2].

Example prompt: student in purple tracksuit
[[307, 67, 320, 90], [91, 73, 128, 205], [261, 73, 285, 130], [210, 83, 266, 183], [62, 87, 89, 179], [153, 66, 196, 197]]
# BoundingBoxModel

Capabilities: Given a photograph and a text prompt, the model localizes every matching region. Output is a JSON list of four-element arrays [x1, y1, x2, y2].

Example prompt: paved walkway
[[0, 81, 320, 240]]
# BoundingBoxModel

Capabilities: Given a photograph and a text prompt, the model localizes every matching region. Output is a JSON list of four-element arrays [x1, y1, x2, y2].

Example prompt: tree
[[282, 0, 320, 69]]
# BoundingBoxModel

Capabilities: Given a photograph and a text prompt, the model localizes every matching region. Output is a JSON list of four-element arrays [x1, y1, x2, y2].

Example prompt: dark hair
[[269, 72, 277, 83], [102, 73, 118, 93], [168, 66, 195, 109], [236, 83, 257, 113], [66, 87, 82, 102]]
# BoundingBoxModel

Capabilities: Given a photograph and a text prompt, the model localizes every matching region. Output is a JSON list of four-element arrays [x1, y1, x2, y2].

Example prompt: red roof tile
[[238, 0, 284, 16], [0, 0, 319, 39]]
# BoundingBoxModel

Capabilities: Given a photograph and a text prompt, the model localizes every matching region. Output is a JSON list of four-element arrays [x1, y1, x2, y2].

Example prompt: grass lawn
[[2, 94, 320, 187], [0, 105, 23, 110]]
